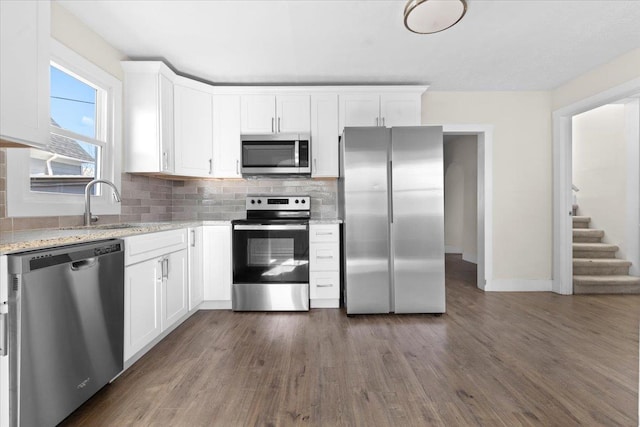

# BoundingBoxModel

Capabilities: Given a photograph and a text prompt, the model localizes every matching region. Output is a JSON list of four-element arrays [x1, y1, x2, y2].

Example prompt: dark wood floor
[[62, 255, 640, 426]]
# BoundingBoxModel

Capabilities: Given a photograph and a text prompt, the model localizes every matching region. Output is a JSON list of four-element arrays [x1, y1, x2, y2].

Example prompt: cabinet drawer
[[309, 224, 339, 243], [125, 229, 188, 266], [310, 272, 340, 299], [310, 243, 339, 271]]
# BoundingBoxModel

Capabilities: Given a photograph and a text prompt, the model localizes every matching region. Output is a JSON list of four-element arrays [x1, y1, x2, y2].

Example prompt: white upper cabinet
[[174, 79, 214, 177], [241, 94, 310, 134], [311, 94, 339, 178], [212, 95, 242, 178], [122, 62, 175, 174], [380, 93, 422, 127], [276, 95, 311, 133], [0, 0, 50, 147], [339, 93, 381, 129], [339, 91, 423, 134]]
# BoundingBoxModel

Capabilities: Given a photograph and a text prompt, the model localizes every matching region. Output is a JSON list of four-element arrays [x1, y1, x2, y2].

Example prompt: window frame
[[7, 38, 122, 218]]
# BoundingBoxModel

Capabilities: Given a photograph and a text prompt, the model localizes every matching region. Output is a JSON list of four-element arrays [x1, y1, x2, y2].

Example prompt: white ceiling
[[58, 0, 640, 91]]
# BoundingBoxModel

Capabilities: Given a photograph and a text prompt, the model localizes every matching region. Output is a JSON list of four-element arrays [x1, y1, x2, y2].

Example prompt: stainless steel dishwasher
[[6, 239, 124, 427]]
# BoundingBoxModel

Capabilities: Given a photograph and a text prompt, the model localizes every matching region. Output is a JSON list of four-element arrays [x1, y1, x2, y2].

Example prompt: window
[[7, 39, 121, 217]]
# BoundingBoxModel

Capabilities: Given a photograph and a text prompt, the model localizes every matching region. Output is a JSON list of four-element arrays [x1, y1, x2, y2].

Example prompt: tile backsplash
[[171, 178, 338, 221], [0, 149, 337, 232]]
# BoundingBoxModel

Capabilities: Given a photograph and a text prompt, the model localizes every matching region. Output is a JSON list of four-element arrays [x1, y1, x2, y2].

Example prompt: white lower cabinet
[[124, 258, 162, 359], [124, 229, 189, 363], [188, 227, 204, 311], [202, 224, 233, 308], [309, 224, 341, 308]]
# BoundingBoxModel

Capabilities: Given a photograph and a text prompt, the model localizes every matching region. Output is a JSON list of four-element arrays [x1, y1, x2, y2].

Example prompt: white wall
[[424, 92, 552, 284], [572, 104, 627, 254], [552, 48, 640, 111], [51, 2, 125, 80], [444, 135, 477, 263]]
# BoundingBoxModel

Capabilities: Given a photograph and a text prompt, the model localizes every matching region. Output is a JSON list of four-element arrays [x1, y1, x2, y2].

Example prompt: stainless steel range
[[232, 195, 310, 311]]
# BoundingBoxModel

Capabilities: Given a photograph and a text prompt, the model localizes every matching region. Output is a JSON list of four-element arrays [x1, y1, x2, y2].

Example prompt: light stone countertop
[[309, 219, 343, 224], [0, 221, 205, 255], [0, 218, 342, 255]]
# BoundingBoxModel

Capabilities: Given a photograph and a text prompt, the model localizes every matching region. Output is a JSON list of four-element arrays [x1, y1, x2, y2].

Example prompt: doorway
[[553, 81, 640, 295], [442, 125, 493, 291]]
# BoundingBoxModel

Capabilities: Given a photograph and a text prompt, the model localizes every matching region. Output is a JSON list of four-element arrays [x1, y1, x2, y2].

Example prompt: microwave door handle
[[294, 140, 299, 167]]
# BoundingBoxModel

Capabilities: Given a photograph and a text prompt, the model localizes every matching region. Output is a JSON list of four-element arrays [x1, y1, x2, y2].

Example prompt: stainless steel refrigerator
[[339, 126, 445, 314]]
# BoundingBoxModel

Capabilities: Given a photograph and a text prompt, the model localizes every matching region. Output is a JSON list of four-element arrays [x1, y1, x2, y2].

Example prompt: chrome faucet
[[84, 179, 122, 226]]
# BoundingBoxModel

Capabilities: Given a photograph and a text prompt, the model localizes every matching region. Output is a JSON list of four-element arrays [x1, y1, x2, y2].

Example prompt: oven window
[[247, 238, 294, 267], [233, 228, 309, 284], [243, 143, 296, 167]]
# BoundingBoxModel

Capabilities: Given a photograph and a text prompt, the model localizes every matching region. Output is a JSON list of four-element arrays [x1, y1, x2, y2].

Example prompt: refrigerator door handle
[[389, 160, 394, 223]]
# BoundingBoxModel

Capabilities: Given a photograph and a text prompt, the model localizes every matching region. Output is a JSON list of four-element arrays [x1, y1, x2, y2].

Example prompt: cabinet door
[[163, 249, 189, 328], [277, 95, 311, 133], [213, 95, 242, 178], [124, 258, 162, 360], [311, 94, 339, 177], [123, 68, 174, 173], [380, 93, 422, 127], [241, 94, 276, 133], [159, 74, 175, 172], [188, 227, 204, 310], [0, 0, 49, 146], [174, 84, 213, 176], [203, 225, 232, 301], [339, 93, 380, 134]]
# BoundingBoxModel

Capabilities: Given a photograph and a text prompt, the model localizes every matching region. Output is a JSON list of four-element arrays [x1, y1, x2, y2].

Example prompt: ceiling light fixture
[[404, 0, 467, 34]]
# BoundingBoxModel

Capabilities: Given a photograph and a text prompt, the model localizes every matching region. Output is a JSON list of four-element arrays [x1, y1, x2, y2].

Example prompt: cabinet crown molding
[[121, 61, 428, 95]]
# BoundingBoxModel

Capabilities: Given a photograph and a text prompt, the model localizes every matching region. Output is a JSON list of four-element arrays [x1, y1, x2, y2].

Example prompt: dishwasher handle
[[71, 258, 97, 271]]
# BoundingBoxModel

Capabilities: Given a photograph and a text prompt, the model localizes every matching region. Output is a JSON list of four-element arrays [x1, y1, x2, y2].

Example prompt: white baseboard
[[462, 253, 478, 264], [485, 279, 553, 292], [445, 246, 462, 254], [200, 300, 232, 310], [310, 299, 340, 308]]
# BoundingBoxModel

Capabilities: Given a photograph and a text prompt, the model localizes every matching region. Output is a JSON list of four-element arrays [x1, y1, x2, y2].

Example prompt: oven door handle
[[234, 224, 308, 231]]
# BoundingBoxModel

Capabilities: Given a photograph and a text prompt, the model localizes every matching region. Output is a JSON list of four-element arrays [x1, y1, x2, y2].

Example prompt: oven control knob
[[257, 200, 262, 204], [295, 199, 299, 204], [301, 199, 306, 204], [251, 200, 255, 204]]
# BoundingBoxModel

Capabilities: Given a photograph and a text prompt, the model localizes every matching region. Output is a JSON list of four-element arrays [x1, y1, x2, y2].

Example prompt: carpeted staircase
[[573, 216, 640, 294]]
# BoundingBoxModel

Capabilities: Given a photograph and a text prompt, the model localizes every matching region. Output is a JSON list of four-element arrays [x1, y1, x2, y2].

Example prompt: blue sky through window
[[50, 65, 98, 158]]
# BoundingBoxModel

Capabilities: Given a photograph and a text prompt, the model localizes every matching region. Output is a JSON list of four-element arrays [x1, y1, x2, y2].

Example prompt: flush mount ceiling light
[[404, 0, 467, 34]]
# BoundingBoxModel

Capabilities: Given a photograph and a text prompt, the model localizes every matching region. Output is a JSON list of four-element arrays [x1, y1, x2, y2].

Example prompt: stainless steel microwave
[[240, 133, 311, 175]]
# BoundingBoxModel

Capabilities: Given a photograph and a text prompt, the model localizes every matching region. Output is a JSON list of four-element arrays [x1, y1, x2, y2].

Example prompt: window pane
[[50, 65, 97, 139], [29, 134, 100, 195]]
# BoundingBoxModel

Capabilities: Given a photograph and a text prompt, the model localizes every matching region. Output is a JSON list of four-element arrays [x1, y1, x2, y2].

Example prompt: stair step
[[573, 259, 632, 275], [573, 243, 619, 258], [572, 229, 604, 243], [572, 216, 591, 229], [573, 275, 640, 294]]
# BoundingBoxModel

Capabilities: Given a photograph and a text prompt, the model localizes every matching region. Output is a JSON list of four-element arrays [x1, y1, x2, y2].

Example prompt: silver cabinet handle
[[209, 158, 213, 174], [271, 117, 274, 133], [375, 117, 379, 126], [163, 151, 169, 170], [382, 117, 385, 127], [278, 117, 281, 133], [236, 160, 240, 175], [315, 231, 333, 236], [191, 229, 196, 247], [316, 283, 334, 288], [165, 258, 169, 277], [314, 158, 317, 171], [316, 255, 334, 259]]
